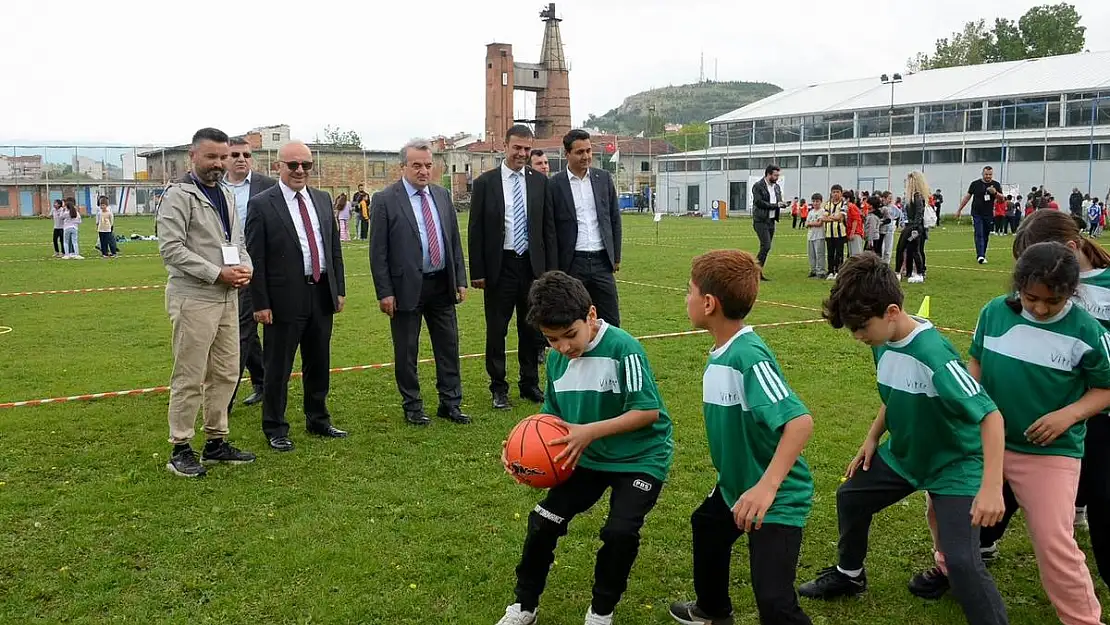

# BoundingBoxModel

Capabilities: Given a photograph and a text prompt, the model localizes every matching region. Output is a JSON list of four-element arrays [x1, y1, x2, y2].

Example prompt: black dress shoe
[[243, 388, 264, 406], [492, 391, 511, 410], [308, 424, 348, 438], [268, 436, 295, 452], [404, 410, 431, 426], [437, 406, 471, 424], [519, 386, 545, 404]]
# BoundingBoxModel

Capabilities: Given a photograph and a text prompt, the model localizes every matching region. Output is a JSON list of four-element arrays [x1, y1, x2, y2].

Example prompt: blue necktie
[[512, 173, 528, 254]]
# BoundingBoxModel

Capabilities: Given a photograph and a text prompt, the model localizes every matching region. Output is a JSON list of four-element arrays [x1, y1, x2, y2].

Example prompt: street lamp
[[881, 72, 903, 188]]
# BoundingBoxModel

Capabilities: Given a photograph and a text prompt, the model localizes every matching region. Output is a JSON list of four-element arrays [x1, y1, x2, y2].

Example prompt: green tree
[[908, 4, 1085, 71], [659, 122, 710, 152], [320, 125, 362, 147]]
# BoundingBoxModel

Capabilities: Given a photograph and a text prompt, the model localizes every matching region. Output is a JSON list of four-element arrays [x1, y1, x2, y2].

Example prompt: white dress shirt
[[278, 179, 327, 275], [500, 162, 528, 251], [767, 180, 779, 205], [568, 169, 603, 252]]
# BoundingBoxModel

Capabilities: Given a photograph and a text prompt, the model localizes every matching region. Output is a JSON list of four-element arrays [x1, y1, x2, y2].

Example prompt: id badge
[[221, 245, 241, 265], [983, 194, 991, 202]]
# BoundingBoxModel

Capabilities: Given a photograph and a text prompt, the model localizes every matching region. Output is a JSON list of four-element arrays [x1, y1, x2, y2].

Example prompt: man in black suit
[[370, 139, 470, 426], [469, 125, 557, 410], [550, 129, 622, 326], [751, 164, 786, 281], [245, 141, 348, 452], [222, 136, 276, 411]]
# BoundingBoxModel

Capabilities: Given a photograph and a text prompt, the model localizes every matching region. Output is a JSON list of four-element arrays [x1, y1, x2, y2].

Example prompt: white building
[[251, 124, 291, 150], [73, 155, 104, 180], [659, 51, 1110, 214]]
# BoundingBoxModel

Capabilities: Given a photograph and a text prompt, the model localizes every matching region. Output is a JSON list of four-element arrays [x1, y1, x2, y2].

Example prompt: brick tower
[[484, 43, 515, 150], [534, 3, 571, 140]]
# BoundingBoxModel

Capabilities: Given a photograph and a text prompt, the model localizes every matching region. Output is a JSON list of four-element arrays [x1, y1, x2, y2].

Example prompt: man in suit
[[751, 164, 786, 281], [370, 139, 470, 426], [245, 141, 348, 452], [222, 136, 277, 411], [529, 149, 550, 176], [469, 125, 557, 410], [550, 129, 622, 326]]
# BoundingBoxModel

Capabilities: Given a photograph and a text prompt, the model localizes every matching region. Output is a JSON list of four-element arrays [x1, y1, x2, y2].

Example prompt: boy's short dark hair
[[823, 252, 904, 331], [691, 250, 760, 320], [831, 184, 843, 192], [811, 192, 823, 202], [527, 271, 592, 329]]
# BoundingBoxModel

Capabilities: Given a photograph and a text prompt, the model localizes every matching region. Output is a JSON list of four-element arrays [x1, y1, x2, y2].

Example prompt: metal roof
[[710, 51, 1110, 123]]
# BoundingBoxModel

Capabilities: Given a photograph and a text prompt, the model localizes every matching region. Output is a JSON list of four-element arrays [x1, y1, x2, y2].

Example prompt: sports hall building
[[657, 51, 1110, 214]]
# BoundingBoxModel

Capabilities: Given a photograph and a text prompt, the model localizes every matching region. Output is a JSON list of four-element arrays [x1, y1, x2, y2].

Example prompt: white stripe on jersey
[[624, 354, 644, 392], [945, 361, 980, 396], [752, 361, 787, 402], [982, 325, 1093, 372], [758, 362, 789, 401], [1100, 333, 1110, 367]]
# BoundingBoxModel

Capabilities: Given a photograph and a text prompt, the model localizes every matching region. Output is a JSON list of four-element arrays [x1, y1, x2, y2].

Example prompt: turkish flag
[[604, 143, 615, 154]]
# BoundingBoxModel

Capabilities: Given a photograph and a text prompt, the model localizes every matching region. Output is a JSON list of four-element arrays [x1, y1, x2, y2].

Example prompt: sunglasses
[[230, 151, 252, 159], [283, 161, 314, 171]]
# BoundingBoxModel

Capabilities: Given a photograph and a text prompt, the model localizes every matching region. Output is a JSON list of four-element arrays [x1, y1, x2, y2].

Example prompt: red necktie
[[295, 191, 322, 282], [417, 189, 442, 268]]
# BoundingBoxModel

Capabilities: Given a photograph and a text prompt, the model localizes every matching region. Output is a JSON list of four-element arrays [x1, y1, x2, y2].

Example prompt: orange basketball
[[505, 414, 574, 489]]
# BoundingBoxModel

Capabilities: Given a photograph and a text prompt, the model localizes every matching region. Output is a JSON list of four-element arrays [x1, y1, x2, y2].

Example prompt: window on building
[[861, 151, 889, 167], [640, 161, 651, 172], [753, 119, 775, 145], [663, 160, 684, 172], [967, 104, 985, 131], [801, 154, 827, 167], [727, 121, 754, 146], [774, 117, 802, 143], [1066, 92, 1110, 127], [451, 164, 457, 173], [1047, 144, 1093, 161], [831, 153, 858, 167], [926, 148, 963, 164], [920, 102, 977, 134], [1008, 146, 1045, 162], [272, 133, 281, 142], [828, 113, 855, 141], [965, 147, 1003, 163], [686, 160, 703, 172], [802, 115, 828, 142], [890, 150, 923, 166], [369, 161, 386, 177], [1100, 145, 1110, 161], [465, 163, 471, 172], [726, 158, 750, 170], [533, 71, 539, 79], [859, 108, 914, 138], [0, 188, 8, 206], [703, 159, 721, 171]]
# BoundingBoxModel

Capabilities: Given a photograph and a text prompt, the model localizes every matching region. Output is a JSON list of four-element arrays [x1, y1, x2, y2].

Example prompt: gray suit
[[370, 180, 467, 413]]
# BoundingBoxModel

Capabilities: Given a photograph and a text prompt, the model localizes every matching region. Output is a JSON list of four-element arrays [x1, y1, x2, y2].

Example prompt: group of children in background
[[50, 196, 121, 260], [496, 208, 1110, 625]]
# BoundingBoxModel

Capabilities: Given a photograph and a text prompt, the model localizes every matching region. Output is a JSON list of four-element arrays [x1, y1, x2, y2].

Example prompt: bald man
[[245, 141, 348, 452]]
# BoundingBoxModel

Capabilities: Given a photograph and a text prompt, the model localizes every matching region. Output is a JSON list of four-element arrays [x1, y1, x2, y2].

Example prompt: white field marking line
[[0, 325, 11, 335], [614, 278, 823, 313], [0, 253, 162, 263], [929, 264, 1008, 275], [0, 318, 825, 409], [0, 285, 166, 298]]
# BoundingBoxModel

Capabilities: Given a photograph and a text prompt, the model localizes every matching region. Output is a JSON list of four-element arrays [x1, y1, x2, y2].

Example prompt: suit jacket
[[250, 172, 278, 199], [468, 165, 557, 287], [245, 183, 346, 322], [751, 178, 782, 223], [369, 180, 467, 311], [551, 167, 621, 273]]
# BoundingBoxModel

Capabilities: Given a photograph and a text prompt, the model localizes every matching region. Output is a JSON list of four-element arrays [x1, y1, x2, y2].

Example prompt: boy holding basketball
[[669, 250, 815, 625], [497, 270, 674, 625]]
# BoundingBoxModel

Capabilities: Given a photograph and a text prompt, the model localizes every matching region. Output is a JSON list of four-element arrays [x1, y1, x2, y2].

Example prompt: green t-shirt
[[874, 319, 996, 496], [970, 295, 1110, 458], [541, 321, 674, 481], [702, 326, 814, 527], [1078, 268, 1110, 330]]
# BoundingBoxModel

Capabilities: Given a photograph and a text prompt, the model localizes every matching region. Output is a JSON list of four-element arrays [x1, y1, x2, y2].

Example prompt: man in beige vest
[[157, 127, 257, 477]]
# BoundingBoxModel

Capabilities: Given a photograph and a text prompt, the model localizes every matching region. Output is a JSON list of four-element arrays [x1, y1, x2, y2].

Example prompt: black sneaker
[[908, 567, 949, 599], [669, 600, 734, 624], [980, 541, 999, 563], [166, 447, 207, 478], [798, 566, 867, 599], [202, 440, 256, 465]]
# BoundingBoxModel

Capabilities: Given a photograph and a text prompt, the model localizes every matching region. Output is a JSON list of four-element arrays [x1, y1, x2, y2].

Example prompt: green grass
[[0, 214, 1100, 624]]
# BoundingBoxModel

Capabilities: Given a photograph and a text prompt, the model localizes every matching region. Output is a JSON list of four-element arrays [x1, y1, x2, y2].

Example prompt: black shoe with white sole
[[167, 446, 207, 477], [798, 566, 867, 599], [669, 600, 734, 625], [202, 440, 256, 464]]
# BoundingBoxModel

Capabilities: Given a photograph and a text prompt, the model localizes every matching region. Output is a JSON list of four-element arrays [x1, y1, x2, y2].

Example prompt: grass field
[[0, 213, 1103, 625]]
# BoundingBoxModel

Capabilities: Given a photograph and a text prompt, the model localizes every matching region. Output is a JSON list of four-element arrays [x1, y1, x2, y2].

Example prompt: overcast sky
[[2, 0, 1107, 148]]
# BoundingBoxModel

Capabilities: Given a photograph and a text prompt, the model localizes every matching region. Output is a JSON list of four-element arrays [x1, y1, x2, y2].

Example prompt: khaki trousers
[[166, 293, 240, 444]]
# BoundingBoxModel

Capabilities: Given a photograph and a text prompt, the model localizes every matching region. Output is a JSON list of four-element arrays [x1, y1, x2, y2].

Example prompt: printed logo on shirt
[[632, 479, 653, 492], [703, 364, 747, 408], [553, 357, 622, 394]]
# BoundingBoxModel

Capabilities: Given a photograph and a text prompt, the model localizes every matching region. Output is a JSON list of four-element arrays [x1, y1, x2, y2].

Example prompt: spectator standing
[[956, 166, 1004, 264], [96, 196, 119, 258], [51, 199, 66, 257], [335, 193, 351, 241], [62, 197, 82, 259], [806, 192, 828, 279]]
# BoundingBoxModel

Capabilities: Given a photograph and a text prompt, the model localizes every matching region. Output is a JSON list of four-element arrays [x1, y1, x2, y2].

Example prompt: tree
[[659, 122, 710, 152], [320, 125, 362, 147], [907, 4, 1085, 71]]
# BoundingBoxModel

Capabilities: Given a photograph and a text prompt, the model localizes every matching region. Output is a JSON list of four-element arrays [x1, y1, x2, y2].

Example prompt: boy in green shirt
[[668, 250, 815, 625], [798, 253, 1009, 625], [497, 270, 674, 625]]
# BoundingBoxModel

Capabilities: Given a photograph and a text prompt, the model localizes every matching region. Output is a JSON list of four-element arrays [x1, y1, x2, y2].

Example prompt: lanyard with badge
[[191, 173, 240, 265]]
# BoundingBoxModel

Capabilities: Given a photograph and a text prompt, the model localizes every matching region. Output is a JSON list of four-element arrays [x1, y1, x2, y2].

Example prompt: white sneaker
[[496, 603, 537, 625], [1076, 506, 1089, 531], [72, 255, 84, 260], [585, 607, 613, 625], [825, 273, 837, 280], [908, 274, 924, 284], [896, 273, 903, 282], [977, 256, 987, 265]]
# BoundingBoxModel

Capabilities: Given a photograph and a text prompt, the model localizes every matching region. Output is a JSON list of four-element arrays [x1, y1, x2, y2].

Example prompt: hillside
[[584, 80, 782, 135]]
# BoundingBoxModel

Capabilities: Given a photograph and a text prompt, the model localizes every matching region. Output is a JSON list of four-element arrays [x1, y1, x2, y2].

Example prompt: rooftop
[[711, 50, 1110, 123]]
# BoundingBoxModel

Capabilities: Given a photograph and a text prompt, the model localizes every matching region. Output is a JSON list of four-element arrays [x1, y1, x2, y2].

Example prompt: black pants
[[896, 228, 924, 276], [836, 453, 1007, 625], [53, 228, 64, 254], [993, 215, 1006, 233], [97, 231, 118, 256], [359, 218, 369, 240], [229, 287, 265, 412], [260, 279, 334, 439], [1010, 214, 1021, 233], [872, 235, 884, 256], [987, 414, 1110, 587], [484, 252, 542, 394], [569, 251, 621, 327], [388, 272, 462, 413], [792, 215, 800, 229], [514, 467, 663, 615], [753, 219, 776, 267], [825, 236, 845, 274], [691, 488, 811, 624]]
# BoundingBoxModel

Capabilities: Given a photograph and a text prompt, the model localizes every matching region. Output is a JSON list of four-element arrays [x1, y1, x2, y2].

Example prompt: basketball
[[504, 414, 574, 489]]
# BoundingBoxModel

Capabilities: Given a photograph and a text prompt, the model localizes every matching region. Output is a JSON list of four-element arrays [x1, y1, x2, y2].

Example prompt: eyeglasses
[[283, 161, 314, 171], [230, 151, 252, 159]]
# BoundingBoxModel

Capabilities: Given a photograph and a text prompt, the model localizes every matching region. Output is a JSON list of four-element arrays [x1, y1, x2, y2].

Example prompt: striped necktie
[[512, 172, 528, 254]]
